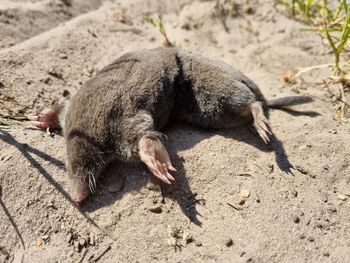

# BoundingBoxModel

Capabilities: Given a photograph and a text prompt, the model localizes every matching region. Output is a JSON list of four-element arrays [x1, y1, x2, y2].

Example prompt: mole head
[[65, 130, 104, 205], [67, 160, 98, 206]]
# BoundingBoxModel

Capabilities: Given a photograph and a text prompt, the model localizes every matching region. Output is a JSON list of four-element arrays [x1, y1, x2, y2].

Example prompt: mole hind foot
[[28, 104, 63, 130], [138, 133, 176, 184], [250, 102, 272, 143]]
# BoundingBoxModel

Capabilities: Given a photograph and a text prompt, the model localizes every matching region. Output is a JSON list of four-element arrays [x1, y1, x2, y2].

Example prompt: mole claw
[[27, 115, 39, 121], [168, 165, 177, 172], [29, 120, 46, 129]]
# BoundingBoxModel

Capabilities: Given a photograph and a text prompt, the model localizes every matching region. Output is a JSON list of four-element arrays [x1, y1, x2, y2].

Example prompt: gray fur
[[63, 47, 310, 193]]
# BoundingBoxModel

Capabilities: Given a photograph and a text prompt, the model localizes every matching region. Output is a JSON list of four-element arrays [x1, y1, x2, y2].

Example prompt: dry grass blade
[[144, 16, 174, 47], [276, 0, 350, 119], [214, 0, 229, 33]]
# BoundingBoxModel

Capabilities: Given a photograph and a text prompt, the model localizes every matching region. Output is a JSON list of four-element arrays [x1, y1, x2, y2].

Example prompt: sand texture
[[0, 0, 349, 262]]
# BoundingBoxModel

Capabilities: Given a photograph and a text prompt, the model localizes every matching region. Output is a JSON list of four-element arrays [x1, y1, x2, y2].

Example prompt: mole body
[[29, 47, 311, 203]]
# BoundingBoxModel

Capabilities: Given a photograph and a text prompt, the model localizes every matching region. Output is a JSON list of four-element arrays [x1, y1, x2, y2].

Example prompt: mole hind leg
[[249, 101, 272, 143], [138, 133, 176, 184], [122, 111, 176, 184]]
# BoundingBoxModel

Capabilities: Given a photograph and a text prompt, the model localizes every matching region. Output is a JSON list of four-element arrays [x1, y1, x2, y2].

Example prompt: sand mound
[[1, 0, 349, 262]]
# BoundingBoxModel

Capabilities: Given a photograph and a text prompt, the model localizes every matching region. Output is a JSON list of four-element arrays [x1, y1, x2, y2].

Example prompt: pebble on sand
[[225, 238, 233, 247], [292, 215, 300, 224], [149, 205, 162, 214], [337, 194, 348, 201], [240, 189, 250, 198], [195, 240, 202, 247]]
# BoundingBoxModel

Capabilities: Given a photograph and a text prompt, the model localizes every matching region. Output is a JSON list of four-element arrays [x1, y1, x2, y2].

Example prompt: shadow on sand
[[0, 106, 318, 227], [0, 129, 114, 240]]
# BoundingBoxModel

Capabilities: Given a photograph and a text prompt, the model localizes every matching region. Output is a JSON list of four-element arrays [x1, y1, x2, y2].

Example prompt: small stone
[[182, 231, 193, 244], [299, 234, 306, 240], [323, 251, 330, 257], [315, 222, 323, 229], [224, 238, 233, 247], [63, 89, 70, 98], [307, 236, 315, 242], [48, 68, 63, 79], [337, 194, 348, 201], [327, 206, 337, 213], [36, 239, 44, 247], [149, 205, 162, 214], [79, 238, 86, 247], [67, 250, 74, 257], [74, 240, 79, 252], [43, 77, 52, 85], [195, 240, 202, 247], [292, 215, 300, 224], [59, 53, 68, 59], [89, 233, 95, 246], [238, 197, 246, 205], [240, 189, 250, 198], [41, 235, 50, 241], [320, 192, 328, 203]]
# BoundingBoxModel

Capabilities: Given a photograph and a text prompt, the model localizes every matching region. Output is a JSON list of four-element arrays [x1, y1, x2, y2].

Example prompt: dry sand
[[0, 0, 350, 262]]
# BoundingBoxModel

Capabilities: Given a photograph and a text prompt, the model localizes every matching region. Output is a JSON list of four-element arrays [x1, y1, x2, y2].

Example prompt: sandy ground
[[0, 0, 350, 262]]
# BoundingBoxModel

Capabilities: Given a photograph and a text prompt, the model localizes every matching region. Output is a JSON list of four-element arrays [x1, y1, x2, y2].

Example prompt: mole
[[29, 47, 311, 204]]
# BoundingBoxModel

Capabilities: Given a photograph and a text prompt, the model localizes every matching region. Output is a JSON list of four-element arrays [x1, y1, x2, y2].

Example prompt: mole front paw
[[28, 104, 63, 129], [28, 106, 61, 130], [138, 133, 176, 184]]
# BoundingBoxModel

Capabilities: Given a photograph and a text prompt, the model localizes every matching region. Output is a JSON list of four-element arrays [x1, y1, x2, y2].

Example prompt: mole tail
[[265, 95, 312, 109]]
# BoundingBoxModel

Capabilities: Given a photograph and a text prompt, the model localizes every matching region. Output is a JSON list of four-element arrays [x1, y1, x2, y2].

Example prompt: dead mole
[[29, 47, 311, 204]]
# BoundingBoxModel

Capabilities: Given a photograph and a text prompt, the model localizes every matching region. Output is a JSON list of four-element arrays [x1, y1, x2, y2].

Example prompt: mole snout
[[29, 47, 312, 204]]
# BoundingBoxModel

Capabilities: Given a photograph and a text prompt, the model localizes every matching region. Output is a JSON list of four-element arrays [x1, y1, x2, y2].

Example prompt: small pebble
[[320, 193, 328, 203], [149, 205, 162, 214], [195, 240, 202, 247], [224, 238, 233, 247], [36, 239, 44, 247], [299, 234, 306, 240], [327, 206, 337, 213], [240, 189, 250, 198], [238, 197, 246, 205], [89, 232, 95, 246], [67, 250, 74, 257], [59, 53, 68, 59], [41, 235, 50, 241], [323, 251, 330, 257], [292, 215, 300, 224], [315, 222, 323, 229], [182, 231, 193, 244], [74, 240, 79, 251], [79, 238, 86, 247], [307, 236, 315, 242], [337, 194, 348, 201]]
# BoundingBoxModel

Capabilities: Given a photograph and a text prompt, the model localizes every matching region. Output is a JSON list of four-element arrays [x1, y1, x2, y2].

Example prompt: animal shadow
[[0, 129, 106, 234]]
